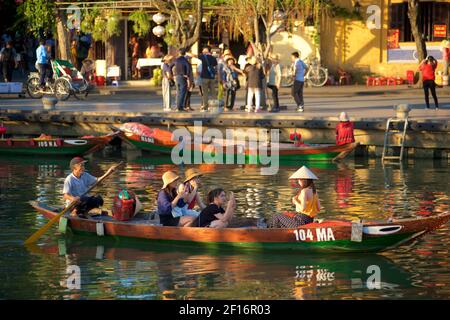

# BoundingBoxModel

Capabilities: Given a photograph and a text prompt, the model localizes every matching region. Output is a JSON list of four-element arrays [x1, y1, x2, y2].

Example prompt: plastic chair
[[374, 77, 387, 86], [395, 77, 404, 85], [387, 77, 396, 86], [366, 76, 376, 86], [406, 70, 414, 85]]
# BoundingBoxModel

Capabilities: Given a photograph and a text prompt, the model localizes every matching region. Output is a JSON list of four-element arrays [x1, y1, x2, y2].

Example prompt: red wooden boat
[[30, 201, 449, 253], [114, 123, 358, 162], [0, 132, 117, 156]]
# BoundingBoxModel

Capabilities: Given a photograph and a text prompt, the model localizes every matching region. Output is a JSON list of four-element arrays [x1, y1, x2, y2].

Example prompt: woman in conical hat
[[268, 166, 321, 228]]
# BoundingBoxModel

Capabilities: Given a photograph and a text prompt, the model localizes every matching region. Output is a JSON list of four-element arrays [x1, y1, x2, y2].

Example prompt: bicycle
[[280, 57, 328, 87], [27, 59, 90, 101]]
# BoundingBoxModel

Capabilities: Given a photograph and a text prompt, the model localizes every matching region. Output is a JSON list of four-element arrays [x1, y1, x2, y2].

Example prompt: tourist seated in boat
[[269, 166, 321, 228], [171, 183, 200, 218], [336, 112, 355, 146], [157, 171, 196, 227], [63, 157, 112, 218], [183, 168, 206, 211], [193, 188, 236, 228]]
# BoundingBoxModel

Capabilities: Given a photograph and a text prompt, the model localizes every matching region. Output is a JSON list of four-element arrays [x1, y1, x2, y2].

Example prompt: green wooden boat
[[0, 133, 117, 156], [115, 123, 358, 162]]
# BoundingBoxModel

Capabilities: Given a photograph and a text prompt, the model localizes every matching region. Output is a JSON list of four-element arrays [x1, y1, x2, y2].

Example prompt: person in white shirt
[[267, 53, 282, 112]]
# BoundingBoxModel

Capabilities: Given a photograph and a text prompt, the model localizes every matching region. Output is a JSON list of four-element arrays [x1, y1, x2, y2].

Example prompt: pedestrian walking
[[291, 52, 308, 112], [267, 53, 282, 112], [199, 46, 218, 112], [162, 55, 175, 111], [418, 56, 439, 110], [174, 49, 192, 112], [0, 41, 18, 82], [244, 56, 264, 112]]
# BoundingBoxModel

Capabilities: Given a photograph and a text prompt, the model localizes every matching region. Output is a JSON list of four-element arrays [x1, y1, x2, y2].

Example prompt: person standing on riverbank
[[199, 46, 218, 112], [244, 56, 264, 112], [267, 53, 282, 112], [419, 56, 439, 110], [162, 55, 174, 111], [291, 52, 308, 112], [174, 49, 191, 112], [0, 41, 18, 82]]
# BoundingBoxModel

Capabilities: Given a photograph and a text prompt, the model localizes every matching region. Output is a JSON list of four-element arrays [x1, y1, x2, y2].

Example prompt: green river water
[[0, 149, 448, 300]]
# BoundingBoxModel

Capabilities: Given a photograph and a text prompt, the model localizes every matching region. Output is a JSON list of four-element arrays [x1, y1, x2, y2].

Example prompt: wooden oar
[[24, 161, 123, 245]]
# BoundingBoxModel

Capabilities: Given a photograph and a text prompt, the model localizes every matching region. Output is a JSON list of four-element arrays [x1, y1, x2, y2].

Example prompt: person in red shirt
[[335, 112, 355, 146], [418, 56, 439, 110]]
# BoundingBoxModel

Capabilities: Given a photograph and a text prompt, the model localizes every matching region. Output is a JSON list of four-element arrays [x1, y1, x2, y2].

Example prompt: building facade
[[321, 0, 450, 82]]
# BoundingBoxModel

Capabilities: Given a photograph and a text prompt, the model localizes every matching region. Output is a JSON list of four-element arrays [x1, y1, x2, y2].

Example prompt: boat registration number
[[38, 141, 58, 147], [141, 136, 154, 144], [293, 228, 335, 242]]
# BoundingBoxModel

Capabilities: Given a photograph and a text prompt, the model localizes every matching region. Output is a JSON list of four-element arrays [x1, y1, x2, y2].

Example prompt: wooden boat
[[0, 132, 117, 156], [30, 201, 449, 253], [114, 123, 358, 162]]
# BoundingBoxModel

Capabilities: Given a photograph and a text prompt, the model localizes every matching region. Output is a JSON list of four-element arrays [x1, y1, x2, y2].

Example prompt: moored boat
[[0, 132, 117, 156], [30, 201, 449, 253], [115, 122, 358, 162]]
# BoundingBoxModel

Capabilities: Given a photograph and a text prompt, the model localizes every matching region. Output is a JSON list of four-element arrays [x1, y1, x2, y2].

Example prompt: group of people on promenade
[[160, 46, 309, 113]]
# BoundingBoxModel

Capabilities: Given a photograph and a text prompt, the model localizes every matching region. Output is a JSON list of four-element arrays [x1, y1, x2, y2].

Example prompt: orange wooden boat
[[30, 201, 449, 253]]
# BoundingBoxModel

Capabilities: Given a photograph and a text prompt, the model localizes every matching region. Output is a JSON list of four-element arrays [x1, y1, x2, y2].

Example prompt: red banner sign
[[387, 29, 400, 49], [433, 24, 447, 38]]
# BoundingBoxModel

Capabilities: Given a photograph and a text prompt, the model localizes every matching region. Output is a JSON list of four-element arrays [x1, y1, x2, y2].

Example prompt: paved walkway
[[0, 83, 449, 121]]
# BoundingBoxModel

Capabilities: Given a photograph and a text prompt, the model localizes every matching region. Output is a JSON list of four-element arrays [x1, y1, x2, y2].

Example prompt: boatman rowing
[[63, 157, 113, 218]]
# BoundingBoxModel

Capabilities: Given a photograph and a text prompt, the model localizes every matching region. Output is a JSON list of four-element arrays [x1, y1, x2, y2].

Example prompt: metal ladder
[[382, 118, 408, 162]]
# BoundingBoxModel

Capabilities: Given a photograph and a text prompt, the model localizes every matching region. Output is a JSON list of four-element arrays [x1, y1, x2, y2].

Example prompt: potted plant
[[129, 9, 150, 36]]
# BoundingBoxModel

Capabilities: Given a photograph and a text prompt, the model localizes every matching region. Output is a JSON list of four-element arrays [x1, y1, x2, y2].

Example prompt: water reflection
[[27, 239, 414, 300], [0, 152, 448, 299]]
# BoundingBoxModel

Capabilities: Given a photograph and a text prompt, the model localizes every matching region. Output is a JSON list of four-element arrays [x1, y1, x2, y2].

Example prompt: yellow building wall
[[321, 0, 448, 82]]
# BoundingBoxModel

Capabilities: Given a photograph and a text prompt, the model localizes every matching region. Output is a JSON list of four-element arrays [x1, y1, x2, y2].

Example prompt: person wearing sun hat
[[63, 157, 113, 218], [157, 171, 196, 227], [335, 111, 355, 146], [183, 168, 207, 211], [222, 56, 244, 111], [268, 166, 321, 228]]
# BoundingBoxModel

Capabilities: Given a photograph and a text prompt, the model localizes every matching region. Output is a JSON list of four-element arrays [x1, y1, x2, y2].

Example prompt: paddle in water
[[24, 162, 123, 245]]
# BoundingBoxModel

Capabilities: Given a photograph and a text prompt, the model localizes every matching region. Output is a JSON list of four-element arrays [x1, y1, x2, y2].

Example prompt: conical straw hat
[[288, 166, 319, 180]]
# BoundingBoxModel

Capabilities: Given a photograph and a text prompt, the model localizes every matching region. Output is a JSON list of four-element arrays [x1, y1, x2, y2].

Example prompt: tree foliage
[[153, 0, 203, 51], [21, 0, 55, 36], [224, 0, 360, 60]]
